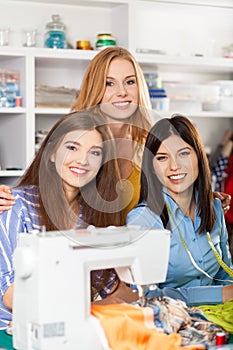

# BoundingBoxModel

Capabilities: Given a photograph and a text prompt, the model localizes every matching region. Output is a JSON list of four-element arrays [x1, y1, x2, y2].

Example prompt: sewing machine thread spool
[[215, 331, 226, 345]]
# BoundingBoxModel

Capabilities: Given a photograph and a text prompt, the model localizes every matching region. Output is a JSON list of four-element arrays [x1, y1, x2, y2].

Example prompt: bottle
[[44, 14, 66, 49]]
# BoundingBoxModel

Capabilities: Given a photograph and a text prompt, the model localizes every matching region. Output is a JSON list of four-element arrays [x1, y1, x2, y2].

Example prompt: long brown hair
[[17, 110, 124, 230], [71, 46, 152, 147], [140, 114, 215, 233]]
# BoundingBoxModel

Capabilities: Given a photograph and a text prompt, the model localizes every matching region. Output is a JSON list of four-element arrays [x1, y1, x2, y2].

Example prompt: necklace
[[165, 202, 233, 282]]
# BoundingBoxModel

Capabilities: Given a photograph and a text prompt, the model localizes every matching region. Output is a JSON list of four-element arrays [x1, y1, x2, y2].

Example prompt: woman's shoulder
[[127, 201, 163, 228], [129, 200, 149, 211], [213, 196, 223, 212], [12, 185, 39, 194], [212, 196, 225, 225], [11, 185, 40, 206], [128, 201, 158, 218]]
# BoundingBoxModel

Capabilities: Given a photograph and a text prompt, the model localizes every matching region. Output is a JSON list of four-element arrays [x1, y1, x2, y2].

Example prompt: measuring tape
[[166, 203, 233, 283], [207, 231, 233, 279]]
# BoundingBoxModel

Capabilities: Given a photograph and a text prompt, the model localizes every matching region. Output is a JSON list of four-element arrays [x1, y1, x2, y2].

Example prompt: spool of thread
[[15, 96, 22, 107], [215, 331, 226, 346]]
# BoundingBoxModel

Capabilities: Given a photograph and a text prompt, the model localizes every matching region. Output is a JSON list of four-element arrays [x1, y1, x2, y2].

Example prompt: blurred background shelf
[[0, 0, 232, 185]]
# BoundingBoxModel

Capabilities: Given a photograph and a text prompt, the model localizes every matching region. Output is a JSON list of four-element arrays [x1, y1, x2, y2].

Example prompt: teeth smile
[[169, 174, 185, 180], [113, 101, 129, 107], [70, 167, 87, 174]]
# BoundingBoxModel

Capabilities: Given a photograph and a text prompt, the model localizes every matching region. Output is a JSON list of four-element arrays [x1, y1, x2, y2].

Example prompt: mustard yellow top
[[121, 165, 141, 223]]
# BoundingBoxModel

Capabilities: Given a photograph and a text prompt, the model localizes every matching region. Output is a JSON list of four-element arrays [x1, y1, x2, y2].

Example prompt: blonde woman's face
[[51, 129, 103, 201], [101, 58, 139, 120]]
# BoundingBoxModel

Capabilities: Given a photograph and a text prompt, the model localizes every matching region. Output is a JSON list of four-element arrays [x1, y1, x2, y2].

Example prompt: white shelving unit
[[0, 0, 233, 184]]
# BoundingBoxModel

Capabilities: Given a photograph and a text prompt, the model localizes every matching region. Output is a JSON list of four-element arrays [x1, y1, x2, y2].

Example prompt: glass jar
[[44, 14, 66, 49], [95, 33, 116, 50]]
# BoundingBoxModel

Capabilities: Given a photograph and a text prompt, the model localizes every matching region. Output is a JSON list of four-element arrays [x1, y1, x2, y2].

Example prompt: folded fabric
[[92, 302, 207, 350], [198, 299, 233, 333], [146, 297, 223, 346]]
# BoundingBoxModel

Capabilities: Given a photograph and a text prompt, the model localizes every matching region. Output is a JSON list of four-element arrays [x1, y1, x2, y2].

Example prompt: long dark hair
[[140, 114, 215, 233], [17, 110, 125, 230]]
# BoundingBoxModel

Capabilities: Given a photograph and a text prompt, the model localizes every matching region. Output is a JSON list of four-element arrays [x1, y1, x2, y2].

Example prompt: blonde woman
[[0, 47, 229, 216]]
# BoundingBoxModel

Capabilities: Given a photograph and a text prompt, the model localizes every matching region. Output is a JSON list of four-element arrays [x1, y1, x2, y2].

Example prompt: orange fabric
[[91, 304, 205, 350]]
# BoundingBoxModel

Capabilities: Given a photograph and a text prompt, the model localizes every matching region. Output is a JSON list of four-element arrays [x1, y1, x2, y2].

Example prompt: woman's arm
[[0, 210, 15, 309], [222, 284, 233, 303], [3, 284, 14, 310], [0, 185, 15, 213], [145, 283, 233, 306], [213, 202, 233, 283]]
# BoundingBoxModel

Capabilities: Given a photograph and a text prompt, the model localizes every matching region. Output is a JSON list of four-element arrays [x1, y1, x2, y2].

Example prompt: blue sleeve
[[145, 285, 223, 306], [93, 269, 118, 299], [213, 204, 233, 284], [0, 205, 25, 295]]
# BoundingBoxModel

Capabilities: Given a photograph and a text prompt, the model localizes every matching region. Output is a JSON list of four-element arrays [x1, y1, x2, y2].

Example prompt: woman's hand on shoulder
[[0, 185, 15, 214], [213, 191, 231, 213]]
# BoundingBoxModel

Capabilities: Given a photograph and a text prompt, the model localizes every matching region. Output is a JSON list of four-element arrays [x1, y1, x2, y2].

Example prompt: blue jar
[[44, 14, 66, 49]]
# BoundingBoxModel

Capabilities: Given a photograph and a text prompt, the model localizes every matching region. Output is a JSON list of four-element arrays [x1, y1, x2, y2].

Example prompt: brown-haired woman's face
[[50, 129, 103, 201], [100, 58, 139, 121]]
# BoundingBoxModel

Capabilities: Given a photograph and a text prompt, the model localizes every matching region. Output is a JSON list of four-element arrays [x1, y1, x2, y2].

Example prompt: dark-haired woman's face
[[152, 134, 198, 199]]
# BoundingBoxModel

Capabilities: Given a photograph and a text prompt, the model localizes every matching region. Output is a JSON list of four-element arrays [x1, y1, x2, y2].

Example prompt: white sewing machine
[[12, 225, 170, 350]]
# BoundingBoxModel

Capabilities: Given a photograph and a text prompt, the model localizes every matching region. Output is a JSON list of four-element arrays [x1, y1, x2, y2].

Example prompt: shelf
[[191, 111, 233, 117], [34, 48, 97, 61], [0, 48, 231, 69], [0, 108, 26, 114], [154, 110, 233, 118], [136, 54, 233, 73], [139, 0, 233, 8], [0, 170, 24, 177], [0, 46, 97, 60], [35, 107, 70, 115], [0, 48, 232, 74], [17, 0, 129, 7]]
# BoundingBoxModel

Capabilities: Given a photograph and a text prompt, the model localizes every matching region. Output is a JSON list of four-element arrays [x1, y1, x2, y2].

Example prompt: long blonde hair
[[71, 47, 152, 148]]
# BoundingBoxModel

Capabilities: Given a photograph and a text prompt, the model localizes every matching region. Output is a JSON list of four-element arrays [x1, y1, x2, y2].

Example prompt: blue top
[[126, 188, 233, 306], [0, 186, 41, 329], [0, 185, 114, 329]]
